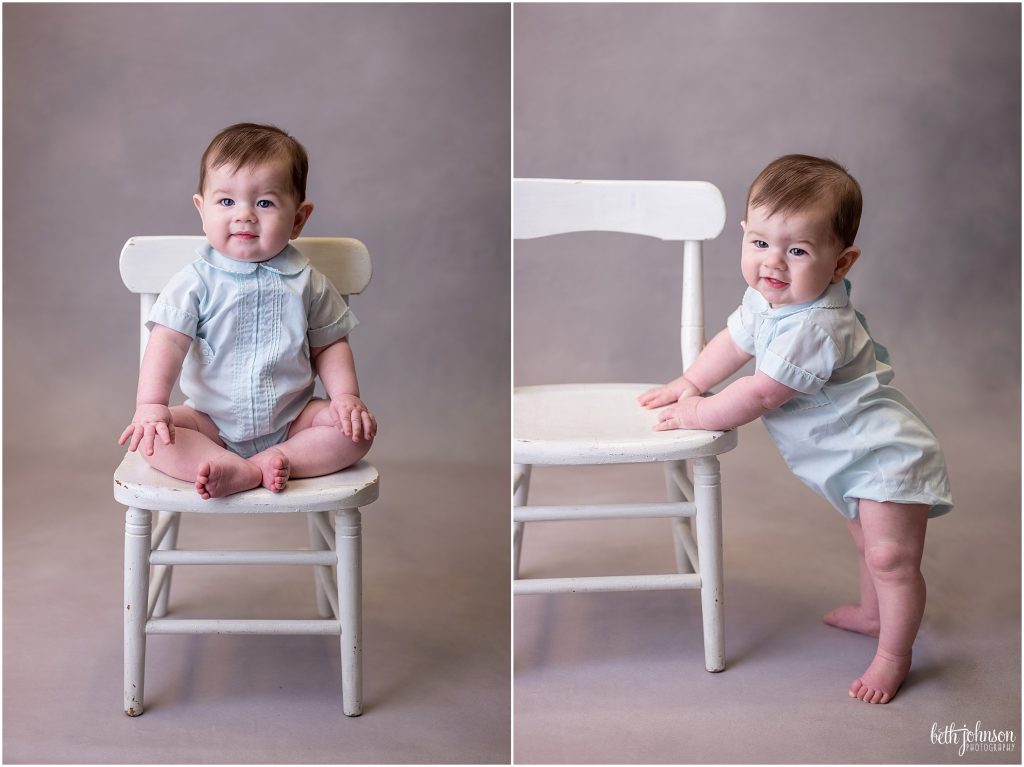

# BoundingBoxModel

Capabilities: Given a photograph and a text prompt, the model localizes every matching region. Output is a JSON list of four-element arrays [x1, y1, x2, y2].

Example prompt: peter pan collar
[[197, 242, 309, 276], [745, 279, 850, 318]]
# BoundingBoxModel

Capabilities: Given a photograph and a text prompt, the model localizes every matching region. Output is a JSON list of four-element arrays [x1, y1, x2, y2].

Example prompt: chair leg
[[665, 461, 695, 575], [335, 507, 363, 716], [308, 512, 333, 618], [693, 456, 725, 672], [513, 464, 532, 579], [124, 507, 152, 716], [152, 511, 180, 618]]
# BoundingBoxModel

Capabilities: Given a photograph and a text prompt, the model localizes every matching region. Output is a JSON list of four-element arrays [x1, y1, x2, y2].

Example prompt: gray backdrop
[[3, 4, 512, 762], [513, 4, 1021, 762], [514, 2, 1020, 410], [5, 2, 511, 468]]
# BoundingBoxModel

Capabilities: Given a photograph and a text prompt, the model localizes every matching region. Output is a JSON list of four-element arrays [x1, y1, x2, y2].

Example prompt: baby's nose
[[234, 205, 257, 222]]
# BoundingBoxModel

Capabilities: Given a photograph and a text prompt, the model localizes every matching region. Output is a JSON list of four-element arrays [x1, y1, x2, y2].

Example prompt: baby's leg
[[848, 499, 928, 704], [823, 518, 880, 637], [248, 399, 373, 487], [145, 406, 262, 499]]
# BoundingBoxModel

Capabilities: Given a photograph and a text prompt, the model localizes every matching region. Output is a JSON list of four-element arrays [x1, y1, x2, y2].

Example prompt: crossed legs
[[823, 499, 929, 704], [145, 400, 373, 499]]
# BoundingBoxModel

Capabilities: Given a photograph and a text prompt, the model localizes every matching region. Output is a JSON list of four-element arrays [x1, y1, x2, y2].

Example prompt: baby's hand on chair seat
[[327, 395, 378, 443], [637, 384, 682, 408], [638, 376, 701, 409], [654, 396, 703, 431], [118, 404, 175, 456]]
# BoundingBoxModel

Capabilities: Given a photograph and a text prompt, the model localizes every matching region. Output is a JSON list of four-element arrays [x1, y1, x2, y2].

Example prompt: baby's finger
[[143, 427, 157, 457], [118, 424, 135, 446], [128, 426, 144, 453], [350, 409, 363, 442], [339, 410, 352, 436], [156, 422, 173, 446], [361, 411, 375, 439], [654, 418, 678, 431]]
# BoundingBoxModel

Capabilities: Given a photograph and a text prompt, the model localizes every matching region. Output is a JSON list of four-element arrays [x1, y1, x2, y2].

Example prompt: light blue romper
[[726, 280, 953, 520], [147, 243, 359, 458]]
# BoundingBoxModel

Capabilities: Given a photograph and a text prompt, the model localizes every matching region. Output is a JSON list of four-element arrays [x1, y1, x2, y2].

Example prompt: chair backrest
[[120, 236, 372, 363], [513, 178, 727, 371]]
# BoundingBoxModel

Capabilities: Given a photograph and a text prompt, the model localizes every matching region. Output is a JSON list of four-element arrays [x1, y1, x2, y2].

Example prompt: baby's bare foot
[[195, 459, 262, 499], [249, 448, 290, 492], [849, 649, 912, 704], [824, 604, 880, 637]]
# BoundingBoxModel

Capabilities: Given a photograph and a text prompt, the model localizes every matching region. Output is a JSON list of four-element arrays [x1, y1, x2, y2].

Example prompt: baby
[[119, 123, 376, 499], [640, 154, 952, 704]]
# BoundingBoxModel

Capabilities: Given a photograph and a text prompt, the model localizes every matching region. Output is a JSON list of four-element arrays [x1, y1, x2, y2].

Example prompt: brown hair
[[746, 154, 862, 247], [198, 123, 309, 201]]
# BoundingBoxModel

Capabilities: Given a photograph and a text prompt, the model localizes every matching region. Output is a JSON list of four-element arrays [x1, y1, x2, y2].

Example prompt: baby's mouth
[[762, 276, 787, 289]]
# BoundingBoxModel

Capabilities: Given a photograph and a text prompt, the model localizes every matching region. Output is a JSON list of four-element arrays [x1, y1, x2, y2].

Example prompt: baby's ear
[[832, 245, 861, 282], [291, 200, 314, 238]]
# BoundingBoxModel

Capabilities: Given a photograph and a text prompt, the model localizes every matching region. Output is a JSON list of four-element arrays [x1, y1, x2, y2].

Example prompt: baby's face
[[740, 204, 859, 307], [194, 160, 312, 262]]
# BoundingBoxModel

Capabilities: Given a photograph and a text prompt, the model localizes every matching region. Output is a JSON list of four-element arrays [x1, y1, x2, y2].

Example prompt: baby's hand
[[119, 404, 175, 456], [654, 396, 703, 431], [328, 395, 378, 443], [638, 376, 701, 409], [638, 384, 684, 409]]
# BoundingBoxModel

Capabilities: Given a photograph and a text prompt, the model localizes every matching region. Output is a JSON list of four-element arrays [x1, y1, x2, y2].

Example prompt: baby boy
[[641, 155, 952, 703], [119, 123, 376, 499]]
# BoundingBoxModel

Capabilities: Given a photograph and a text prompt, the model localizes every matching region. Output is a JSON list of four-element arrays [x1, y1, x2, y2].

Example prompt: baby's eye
[[256, 199, 274, 209], [789, 247, 808, 257], [217, 198, 235, 207], [753, 240, 768, 249]]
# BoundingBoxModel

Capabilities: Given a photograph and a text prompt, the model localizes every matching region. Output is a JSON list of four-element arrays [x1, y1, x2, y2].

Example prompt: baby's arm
[[311, 338, 377, 442], [639, 329, 754, 408], [118, 325, 191, 455], [656, 371, 797, 432]]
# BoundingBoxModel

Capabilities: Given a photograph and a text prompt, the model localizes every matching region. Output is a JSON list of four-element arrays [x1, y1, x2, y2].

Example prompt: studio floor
[[514, 409, 1021, 764], [3, 458, 511, 764]]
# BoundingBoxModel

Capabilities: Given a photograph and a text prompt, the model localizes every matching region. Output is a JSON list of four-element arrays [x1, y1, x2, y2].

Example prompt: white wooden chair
[[513, 179, 737, 672], [114, 236, 379, 717]]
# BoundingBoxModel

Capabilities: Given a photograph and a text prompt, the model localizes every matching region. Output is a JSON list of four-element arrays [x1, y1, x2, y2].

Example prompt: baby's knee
[[864, 541, 920, 581], [170, 406, 203, 430], [308, 401, 336, 429]]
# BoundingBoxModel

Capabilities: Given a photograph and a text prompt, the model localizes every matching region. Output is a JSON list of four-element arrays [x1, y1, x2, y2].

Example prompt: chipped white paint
[[116, 236, 378, 716], [512, 179, 736, 673], [514, 384, 737, 465], [114, 451, 379, 514]]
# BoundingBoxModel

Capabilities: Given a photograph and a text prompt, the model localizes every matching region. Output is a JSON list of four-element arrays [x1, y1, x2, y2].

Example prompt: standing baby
[[640, 154, 952, 704], [120, 123, 376, 499]]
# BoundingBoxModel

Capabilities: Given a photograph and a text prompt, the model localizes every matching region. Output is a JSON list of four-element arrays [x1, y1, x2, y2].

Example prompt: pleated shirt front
[[147, 242, 359, 445]]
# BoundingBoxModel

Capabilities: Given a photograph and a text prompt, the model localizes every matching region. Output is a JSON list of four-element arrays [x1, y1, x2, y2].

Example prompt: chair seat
[[514, 383, 737, 465], [113, 451, 379, 514]]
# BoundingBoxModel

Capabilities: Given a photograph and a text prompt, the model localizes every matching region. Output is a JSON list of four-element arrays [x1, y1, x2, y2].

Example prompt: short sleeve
[[306, 269, 359, 348], [726, 303, 755, 356], [759, 319, 840, 394], [147, 266, 204, 338], [726, 289, 761, 355]]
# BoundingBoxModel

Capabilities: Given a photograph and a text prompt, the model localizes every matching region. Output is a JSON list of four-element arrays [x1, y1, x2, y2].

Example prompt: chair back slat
[[514, 178, 726, 373], [513, 179, 725, 242], [119, 236, 372, 295]]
